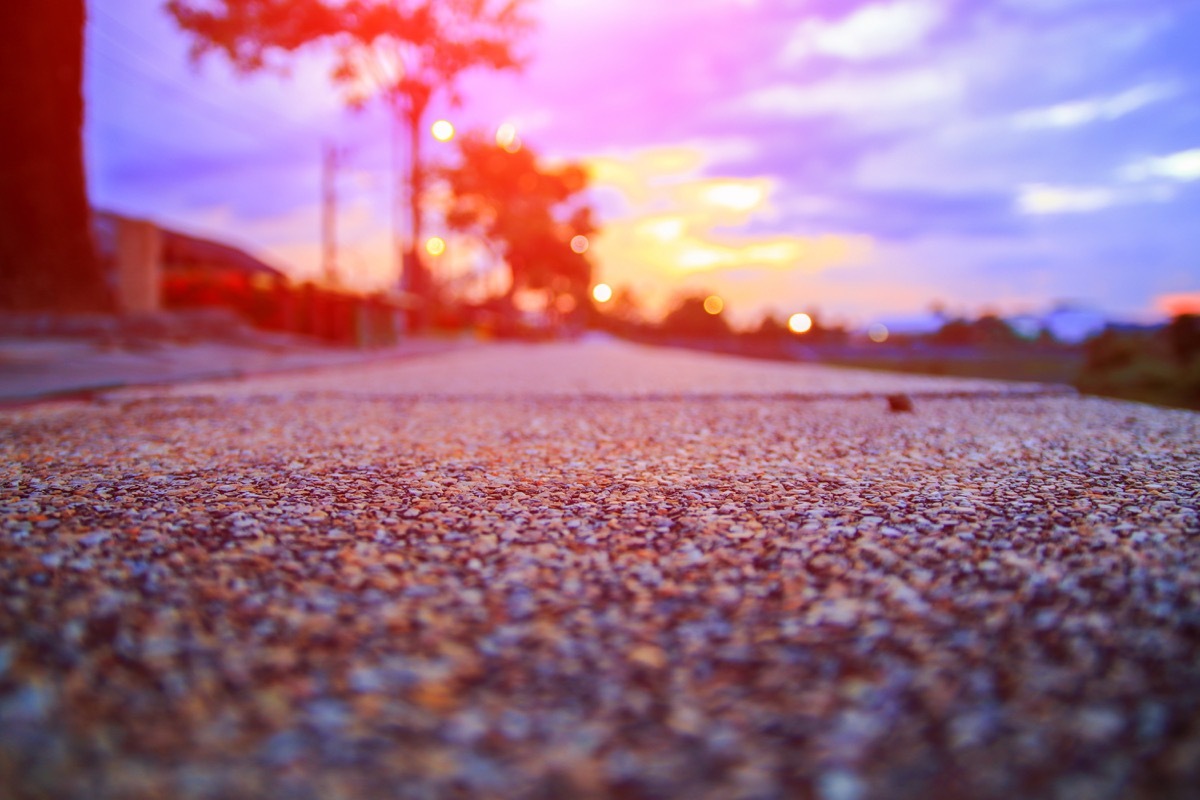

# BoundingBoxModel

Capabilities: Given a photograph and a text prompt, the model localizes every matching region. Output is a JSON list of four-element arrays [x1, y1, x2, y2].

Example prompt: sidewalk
[[0, 316, 470, 403]]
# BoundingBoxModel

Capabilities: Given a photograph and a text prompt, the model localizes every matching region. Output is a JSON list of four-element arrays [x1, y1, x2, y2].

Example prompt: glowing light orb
[[592, 283, 613, 303], [868, 323, 889, 343], [703, 295, 724, 315], [431, 120, 455, 142], [425, 236, 446, 256], [570, 235, 589, 254], [788, 312, 813, 334], [495, 122, 521, 152]]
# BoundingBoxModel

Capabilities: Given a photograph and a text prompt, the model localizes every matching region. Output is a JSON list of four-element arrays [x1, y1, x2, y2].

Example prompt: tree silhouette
[[167, 0, 532, 313], [439, 131, 594, 317], [1, 2, 112, 312], [1166, 313, 1200, 366], [660, 296, 731, 340]]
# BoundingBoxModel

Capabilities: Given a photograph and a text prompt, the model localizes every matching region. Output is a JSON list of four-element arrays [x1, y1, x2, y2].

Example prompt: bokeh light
[[592, 283, 613, 303], [868, 323, 889, 343], [495, 122, 521, 153], [425, 236, 446, 256], [555, 294, 577, 314], [703, 295, 724, 315], [570, 235, 589, 254], [788, 312, 813, 334], [431, 120, 455, 142]]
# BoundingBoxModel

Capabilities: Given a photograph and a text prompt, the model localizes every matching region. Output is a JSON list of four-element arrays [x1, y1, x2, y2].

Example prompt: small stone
[[817, 769, 866, 800]]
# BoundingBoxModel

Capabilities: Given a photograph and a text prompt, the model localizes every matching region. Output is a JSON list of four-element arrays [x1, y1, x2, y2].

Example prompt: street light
[[788, 313, 813, 334]]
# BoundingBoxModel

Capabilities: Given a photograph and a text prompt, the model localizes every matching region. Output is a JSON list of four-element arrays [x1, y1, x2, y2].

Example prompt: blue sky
[[85, 0, 1200, 328]]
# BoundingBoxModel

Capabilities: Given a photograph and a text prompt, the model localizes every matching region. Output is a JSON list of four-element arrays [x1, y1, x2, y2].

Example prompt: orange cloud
[[583, 144, 874, 320]]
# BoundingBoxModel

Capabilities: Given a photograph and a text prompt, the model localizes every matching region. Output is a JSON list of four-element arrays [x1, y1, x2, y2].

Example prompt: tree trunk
[[0, 2, 112, 312]]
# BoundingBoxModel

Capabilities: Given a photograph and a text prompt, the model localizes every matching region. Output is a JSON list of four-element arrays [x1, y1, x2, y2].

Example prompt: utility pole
[[390, 97, 404, 294], [321, 142, 343, 287]]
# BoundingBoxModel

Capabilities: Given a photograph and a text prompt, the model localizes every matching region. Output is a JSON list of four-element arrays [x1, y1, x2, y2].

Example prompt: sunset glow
[[591, 283, 612, 303], [1157, 292, 1200, 316]]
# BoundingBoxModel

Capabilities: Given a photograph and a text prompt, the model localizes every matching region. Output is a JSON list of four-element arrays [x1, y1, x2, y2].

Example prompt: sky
[[85, 0, 1200, 329]]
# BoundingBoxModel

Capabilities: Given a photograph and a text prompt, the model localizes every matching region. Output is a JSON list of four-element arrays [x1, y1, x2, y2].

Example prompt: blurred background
[[3, 0, 1199, 406]]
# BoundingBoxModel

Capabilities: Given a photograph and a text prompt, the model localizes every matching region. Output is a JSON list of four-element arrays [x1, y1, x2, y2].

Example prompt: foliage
[[167, 0, 532, 92], [439, 132, 594, 304], [750, 314, 789, 341], [1166, 313, 1200, 365], [168, 0, 535, 307], [1076, 319, 1200, 409], [659, 296, 731, 339], [931, 314, 1021, 348]]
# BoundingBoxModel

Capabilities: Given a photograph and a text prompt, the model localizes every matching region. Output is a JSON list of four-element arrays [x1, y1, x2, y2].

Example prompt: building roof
[[91, 209, 286, 281]]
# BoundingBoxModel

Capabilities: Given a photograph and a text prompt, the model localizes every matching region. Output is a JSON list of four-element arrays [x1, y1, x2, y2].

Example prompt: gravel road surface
[[2, 341, 1198, 799]]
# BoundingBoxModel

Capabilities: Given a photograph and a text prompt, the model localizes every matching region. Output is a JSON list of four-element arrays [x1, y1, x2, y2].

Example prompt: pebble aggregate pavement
[[2, 340, 1198, 799]]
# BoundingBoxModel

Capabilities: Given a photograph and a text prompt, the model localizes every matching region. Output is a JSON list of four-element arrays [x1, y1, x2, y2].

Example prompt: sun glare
[[703, 295, 724, 315], [701, 182, 765, 212], [431, 120, 455, 142], [592, 283, 613, 303], [425, 236, 446, 256], [788, 312, 813, 334], [636, 216, 686, 242]]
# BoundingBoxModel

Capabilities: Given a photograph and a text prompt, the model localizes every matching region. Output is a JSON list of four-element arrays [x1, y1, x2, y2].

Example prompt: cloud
[[684, 177, 773, 215], [736, 67, 964, 129], [780, 0, 945, 64], [1120, 148, 1200, 182], [1011, 82, 1178, 130], [1015, 183, 1173, 214], [778, 186, 1019, 240], [582, 144, 874, 317], [999, 0, 1127, 13]]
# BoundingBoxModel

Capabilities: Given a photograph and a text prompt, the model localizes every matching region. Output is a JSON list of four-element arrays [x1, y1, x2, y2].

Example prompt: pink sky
[[86, 0, 1200, 329]]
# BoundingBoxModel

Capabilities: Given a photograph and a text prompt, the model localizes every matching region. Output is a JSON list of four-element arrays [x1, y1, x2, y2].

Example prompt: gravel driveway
[[2, 341, 1198, 799]]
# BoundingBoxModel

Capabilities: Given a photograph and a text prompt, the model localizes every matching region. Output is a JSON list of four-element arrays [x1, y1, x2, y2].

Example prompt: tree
[[167, 0, 533, 310], [750, 313, 789, 342], [659, 296, 731, 340], [1166, 313, 1200, 366], [1, 2, 112, 312], [439, 131, 594, 316]]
